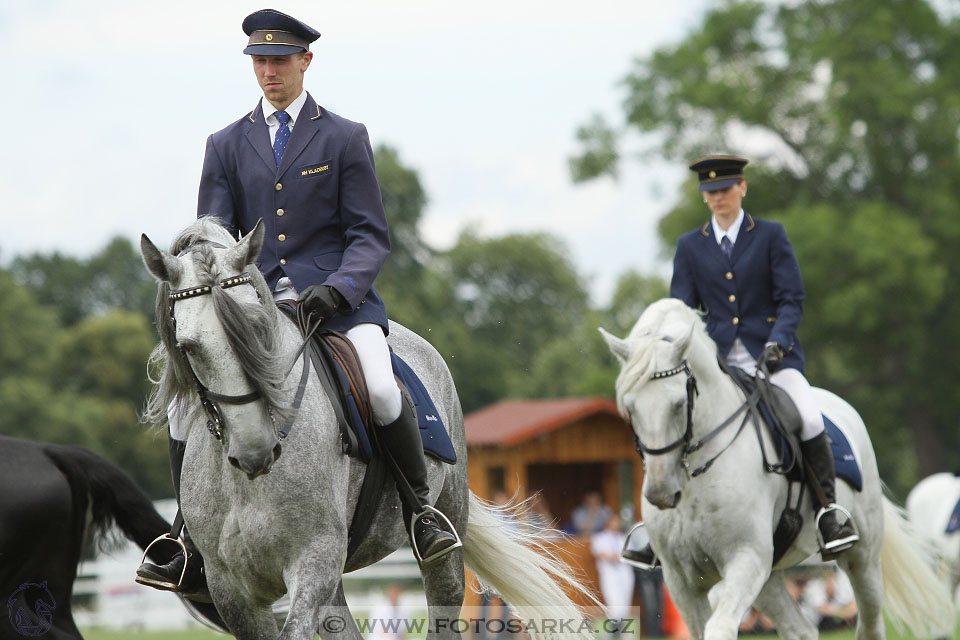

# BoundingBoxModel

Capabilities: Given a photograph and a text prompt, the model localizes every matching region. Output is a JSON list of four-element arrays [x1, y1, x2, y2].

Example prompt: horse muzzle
[[228, 441, 282, 480]]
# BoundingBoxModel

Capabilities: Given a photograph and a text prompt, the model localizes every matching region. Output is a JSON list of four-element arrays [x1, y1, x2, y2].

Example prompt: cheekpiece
[[242, 9, 321, 55], [689, 155, 748, 192]]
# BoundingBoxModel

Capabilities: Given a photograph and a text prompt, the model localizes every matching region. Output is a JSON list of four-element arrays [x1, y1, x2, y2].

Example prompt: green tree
[[572, 0, 960, 490]]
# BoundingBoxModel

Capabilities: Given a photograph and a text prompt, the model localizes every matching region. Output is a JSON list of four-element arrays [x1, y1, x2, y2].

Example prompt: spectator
[[572, 491, 612, 536], [524, 493, 558, 535], [591, 514, 635, 636], [804, 569, 857, 631], [370, 584, 409, 640], [738, 608, 775, 635]]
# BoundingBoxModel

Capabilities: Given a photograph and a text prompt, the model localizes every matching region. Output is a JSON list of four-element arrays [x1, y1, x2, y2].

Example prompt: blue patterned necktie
[[720, 235, 733, 259], [273, 110, 291, 167]]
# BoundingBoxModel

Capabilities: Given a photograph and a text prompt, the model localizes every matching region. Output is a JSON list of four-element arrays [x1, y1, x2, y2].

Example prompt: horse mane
[[143, 217, 289, 432], [613, 298, 719, 411]]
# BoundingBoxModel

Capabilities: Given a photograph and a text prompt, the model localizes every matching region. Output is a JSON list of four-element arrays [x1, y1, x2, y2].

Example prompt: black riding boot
[[621, 543, 660, 571], [377, 390, 460, 566], [801, 432, 859, 559], [136, 436, 210, 601]]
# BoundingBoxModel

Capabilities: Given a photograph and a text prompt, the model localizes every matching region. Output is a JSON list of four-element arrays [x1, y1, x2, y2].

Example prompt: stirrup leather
[[136, 534, 189, 589], [814, 503, 860, 553], [410, 505, 463, 566], [620, 521, 659, 570]]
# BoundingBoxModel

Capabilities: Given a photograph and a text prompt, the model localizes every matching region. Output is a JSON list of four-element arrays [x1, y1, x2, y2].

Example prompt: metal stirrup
[[814, 503, 860, 551], [620, 521, 659, 570], [410, 505, 463, 566], [136, 534, 189, 589]]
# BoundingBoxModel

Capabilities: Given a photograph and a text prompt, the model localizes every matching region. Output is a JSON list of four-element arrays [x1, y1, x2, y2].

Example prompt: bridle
[[634, 358, 755, 477], [168, 271, 314, 442]]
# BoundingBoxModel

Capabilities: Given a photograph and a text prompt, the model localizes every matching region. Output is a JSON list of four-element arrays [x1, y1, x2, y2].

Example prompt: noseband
[[635, 358, 754, 477], [169, 273, 263, 440]]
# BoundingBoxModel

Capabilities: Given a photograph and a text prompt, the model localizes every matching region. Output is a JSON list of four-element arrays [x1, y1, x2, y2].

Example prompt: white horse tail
[[880, 495, 957, 637], [462, 492, 600, 640]]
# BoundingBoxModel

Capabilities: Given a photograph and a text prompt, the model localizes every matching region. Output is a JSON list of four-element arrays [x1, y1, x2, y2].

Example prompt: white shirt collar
[[711, 209, 746, 245], [262, 90, 308, 127]]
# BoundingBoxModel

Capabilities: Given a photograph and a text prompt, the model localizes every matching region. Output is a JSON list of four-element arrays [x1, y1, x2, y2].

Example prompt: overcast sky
[[1, 1, 709, 305]]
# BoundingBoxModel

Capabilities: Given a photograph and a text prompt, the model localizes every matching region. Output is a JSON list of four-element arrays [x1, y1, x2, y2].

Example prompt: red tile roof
[[464, 397, 621, 446]]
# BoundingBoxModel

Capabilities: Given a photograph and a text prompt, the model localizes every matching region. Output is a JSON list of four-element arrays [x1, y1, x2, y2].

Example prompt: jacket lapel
[[730, 213, 757, 264], [698, 221, 729, 266], [244, 100, 276, 172], [277, 93, 322, 179]]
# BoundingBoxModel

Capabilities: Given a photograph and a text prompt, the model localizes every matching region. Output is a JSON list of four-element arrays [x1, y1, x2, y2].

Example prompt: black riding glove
[[297, 285, 344, 321], [759, 342, 785, 373]]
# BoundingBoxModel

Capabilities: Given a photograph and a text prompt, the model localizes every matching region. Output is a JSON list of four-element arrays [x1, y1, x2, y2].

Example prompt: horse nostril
[[673, 491, 682, 507], [228, 456, 242, 470], [272, 442, 282, 462]]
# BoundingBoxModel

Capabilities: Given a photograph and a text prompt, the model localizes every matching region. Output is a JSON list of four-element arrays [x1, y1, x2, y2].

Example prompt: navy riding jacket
[[197, 92, 390, 333], [670, 213, 806, 373]]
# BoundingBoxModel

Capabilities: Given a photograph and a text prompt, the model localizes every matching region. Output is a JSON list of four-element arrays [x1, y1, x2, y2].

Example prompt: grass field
[[78, 619, 948, 640]]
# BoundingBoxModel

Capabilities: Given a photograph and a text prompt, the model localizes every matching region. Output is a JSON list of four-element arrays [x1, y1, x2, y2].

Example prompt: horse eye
[[177, 342, 196, 356]]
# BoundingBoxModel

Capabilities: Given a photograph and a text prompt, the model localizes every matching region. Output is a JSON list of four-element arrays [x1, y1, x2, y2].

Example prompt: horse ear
[[229, 219, 265, 271], [599, 327, 631, 364], [140, 234, 180, 283]]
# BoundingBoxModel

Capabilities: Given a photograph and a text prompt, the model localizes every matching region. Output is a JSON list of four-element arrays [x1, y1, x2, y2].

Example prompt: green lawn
[[78, 620, 952, 639]]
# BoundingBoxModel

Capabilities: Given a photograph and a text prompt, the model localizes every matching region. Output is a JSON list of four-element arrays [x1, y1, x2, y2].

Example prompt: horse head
[[600, 299, 705, 510], [141, 218, 288, 479]]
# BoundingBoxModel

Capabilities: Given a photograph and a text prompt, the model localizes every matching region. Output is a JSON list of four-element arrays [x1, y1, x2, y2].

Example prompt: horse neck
[[689, 351, 747, 438]]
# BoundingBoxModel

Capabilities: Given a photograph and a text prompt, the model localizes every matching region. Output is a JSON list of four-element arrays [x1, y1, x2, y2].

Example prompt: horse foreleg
[[702, 551, 770, 640], [280, 556, 348, 640], [753, 571, 817, 640], [206, 578, 279, 640]]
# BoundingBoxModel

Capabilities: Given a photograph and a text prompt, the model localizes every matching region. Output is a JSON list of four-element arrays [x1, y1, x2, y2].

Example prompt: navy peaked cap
[[689, 155, 749, 192], [242, 9, 320, 55]]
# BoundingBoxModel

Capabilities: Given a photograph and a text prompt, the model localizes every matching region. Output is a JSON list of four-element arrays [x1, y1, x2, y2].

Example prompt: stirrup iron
[[620, 521, 659, 570], [815, 503, 860, 553], [410, 505, 463, 567], [135, 534, 189, 589]]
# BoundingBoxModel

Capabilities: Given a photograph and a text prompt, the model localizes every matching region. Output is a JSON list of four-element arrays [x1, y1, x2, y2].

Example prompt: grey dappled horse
[[601, 298, 955, 640], [139, 217, 594, 640]]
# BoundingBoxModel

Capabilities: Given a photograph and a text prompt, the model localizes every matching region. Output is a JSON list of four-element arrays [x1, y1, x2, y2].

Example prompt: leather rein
[[168, 272, 317, 443], [635, 359, 759, 477]]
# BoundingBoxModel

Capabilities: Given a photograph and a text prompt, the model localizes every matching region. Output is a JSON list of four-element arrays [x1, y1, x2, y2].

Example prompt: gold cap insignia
[[265, 33, 273, 41], [709, 170, 716, 178]]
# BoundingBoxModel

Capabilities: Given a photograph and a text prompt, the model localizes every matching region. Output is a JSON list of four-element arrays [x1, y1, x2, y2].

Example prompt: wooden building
[[463, 397, 645, 609], [465, 397, 643, 528]]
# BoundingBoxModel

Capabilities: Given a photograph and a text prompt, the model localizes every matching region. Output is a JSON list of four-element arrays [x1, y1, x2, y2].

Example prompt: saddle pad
[[332, 352, 456, 464], [756, 400, 862, 491], [947, 497, 960, 534], [824, 415, 862, 492], [391, 352, 457, 464]]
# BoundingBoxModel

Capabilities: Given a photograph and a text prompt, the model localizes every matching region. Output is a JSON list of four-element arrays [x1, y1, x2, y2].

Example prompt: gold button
[[278, 234, 286, 242], [275, 183, 282, 191], [280, 258, 287, 265], [709, 170, 717, 178], [728, 294, 736, 303], [732, 317, 739, 325], [277, 208, 284, 216], [265, 33, 274, 41], [725, 271, 733, 280]]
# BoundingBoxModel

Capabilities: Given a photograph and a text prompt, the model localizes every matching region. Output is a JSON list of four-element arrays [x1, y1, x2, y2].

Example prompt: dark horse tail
[[41, 443, 171, 562]]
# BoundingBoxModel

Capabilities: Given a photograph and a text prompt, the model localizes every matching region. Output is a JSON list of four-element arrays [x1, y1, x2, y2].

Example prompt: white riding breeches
[[274, 278, 402, 425], [726, 338, 825, 441], [169, 280, 402, 441], [769, 367, 825, 441]]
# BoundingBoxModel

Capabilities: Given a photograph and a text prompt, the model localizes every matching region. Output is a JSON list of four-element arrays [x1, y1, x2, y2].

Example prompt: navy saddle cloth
[[745, 375, 862, 491], [331, 350, 457, 464], [947, 497, 960, 534]]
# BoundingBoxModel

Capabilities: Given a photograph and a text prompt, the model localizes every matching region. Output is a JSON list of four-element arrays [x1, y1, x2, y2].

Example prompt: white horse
[[906, 472, 960, 602], [139, 218, 596, 640], [600, 298, 955, 640]]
